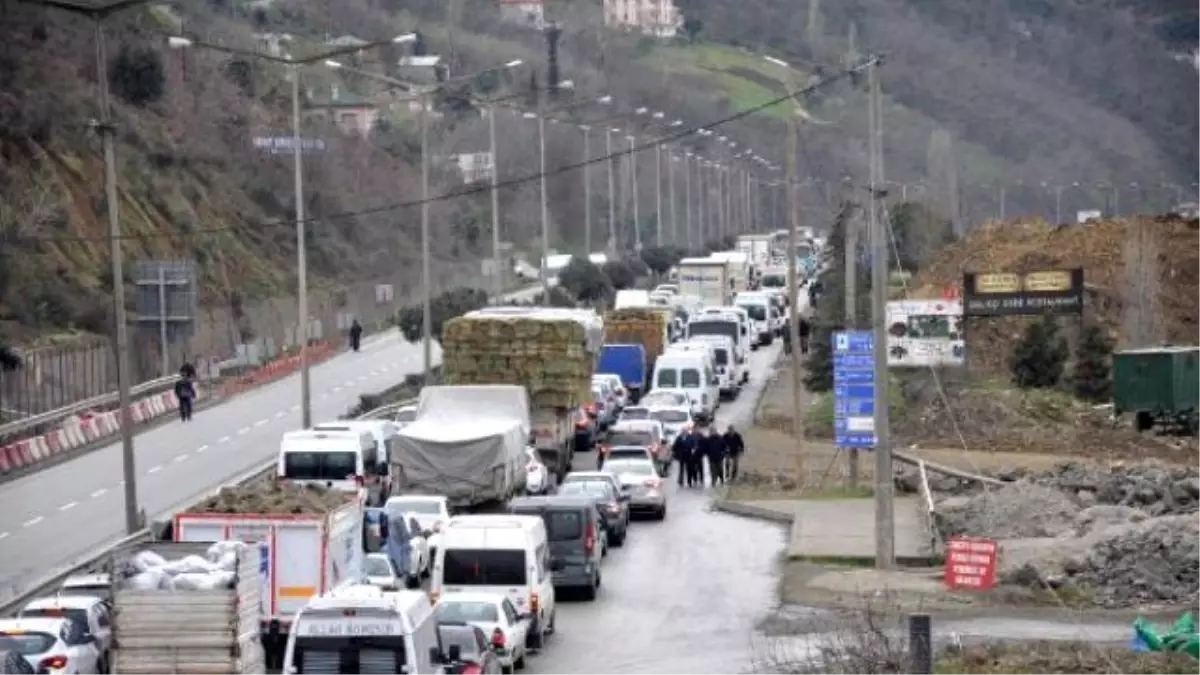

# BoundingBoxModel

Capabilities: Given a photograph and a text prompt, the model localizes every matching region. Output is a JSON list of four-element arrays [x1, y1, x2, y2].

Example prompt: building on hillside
[[253, 32, 293, 58], [305, 85, 380, 138], [603, 0, 682, 38], [496, 0, 545, 29]]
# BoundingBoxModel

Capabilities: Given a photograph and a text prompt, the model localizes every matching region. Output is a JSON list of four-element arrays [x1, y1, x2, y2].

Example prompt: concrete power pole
[[868, 58, 895, 570]]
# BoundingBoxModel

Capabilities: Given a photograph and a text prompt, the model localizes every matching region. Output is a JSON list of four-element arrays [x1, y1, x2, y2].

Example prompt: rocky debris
[[1071, 514, 1199, 608], [936, 640, 1198, 674], [936, 482, 1080, 539], [187, 483, 352, 514]]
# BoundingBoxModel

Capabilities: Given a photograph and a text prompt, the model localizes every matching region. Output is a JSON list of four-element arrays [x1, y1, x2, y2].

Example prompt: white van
[[735, 292, 775, 346], [652, 350, 719, 420], [313, 419, 401, 482], [687, 311, 749, 368], [678, 335, 741, 398], [431, 515, 557, 649], [278, 429, 386, 504], [282, 586, 444, 674]]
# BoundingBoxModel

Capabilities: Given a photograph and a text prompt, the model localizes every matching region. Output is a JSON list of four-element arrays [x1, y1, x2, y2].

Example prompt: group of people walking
[[670, 424, 745, 488]]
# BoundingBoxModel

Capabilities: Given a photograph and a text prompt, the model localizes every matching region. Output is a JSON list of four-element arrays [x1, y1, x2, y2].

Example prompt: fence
[[0, 261, 492, 425]]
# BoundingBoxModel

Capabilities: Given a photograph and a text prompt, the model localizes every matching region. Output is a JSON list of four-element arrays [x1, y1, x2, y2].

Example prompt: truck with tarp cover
[[441, 307, 604, 480], [389, 384, 530, 509]]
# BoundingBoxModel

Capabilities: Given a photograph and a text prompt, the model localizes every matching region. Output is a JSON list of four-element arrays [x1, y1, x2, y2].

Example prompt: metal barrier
[[0, 395, 419, 616], [0, 375, 180, 441]]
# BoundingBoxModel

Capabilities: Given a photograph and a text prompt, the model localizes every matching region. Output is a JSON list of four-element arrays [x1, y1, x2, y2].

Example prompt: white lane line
[[344, 380, 356, 386], [22, 516, 43, 528], [275, 411, 287, 419], [218, 436, 232, 443], [196, 445, 209, 454], [59, 502, 78, 512], [118, 481, 125, 487], [356, 375, 367, 382], [0, 532, 8, 541], [332, 386, 343, 393], [175, 454, 189, 463], [91, 489, 108, 499], [148, 465, 162, 474], [237, 427, 250, 435], [254, 419, 269, 427], [291, 404, 301, 411]]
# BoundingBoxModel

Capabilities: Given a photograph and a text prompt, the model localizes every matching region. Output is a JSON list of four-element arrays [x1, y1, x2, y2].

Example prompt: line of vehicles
[[0, 234, 818, 675]]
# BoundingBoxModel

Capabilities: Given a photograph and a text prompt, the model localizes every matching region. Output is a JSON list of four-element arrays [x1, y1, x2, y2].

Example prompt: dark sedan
[[555, 479, 630, 547]]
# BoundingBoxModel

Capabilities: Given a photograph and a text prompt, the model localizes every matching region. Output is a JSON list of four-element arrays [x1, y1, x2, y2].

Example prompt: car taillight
[[644, 478, 662, 488], [491, 627, 506, 648], [530, 592, 540, 613], [39, 656, 68, 670], [463, 665, 483, 675], [584, 522, 596, 554]]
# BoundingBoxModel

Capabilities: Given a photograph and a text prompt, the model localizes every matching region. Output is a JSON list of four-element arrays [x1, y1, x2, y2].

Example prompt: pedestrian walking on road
[[723, 425, 745, 481], [686, 430, 706, 487], [702, 427, 727, 486], [349, 319, 364, 352], [174, 371, 196, 422], [798, 317, 812, 355], [671, 428, 696, 487]]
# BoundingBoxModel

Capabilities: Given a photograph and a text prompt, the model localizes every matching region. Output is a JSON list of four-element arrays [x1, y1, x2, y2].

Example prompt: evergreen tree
[[1009, 314, 1069, 389], [1072, 323, 1114, 402]]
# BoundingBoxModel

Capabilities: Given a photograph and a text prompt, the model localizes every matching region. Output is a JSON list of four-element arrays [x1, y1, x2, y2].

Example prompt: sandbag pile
[[442, 314, 594, 408], [604, 308, 670, 360], [117, 541, 244, 592], [188, 483, 351, 514]]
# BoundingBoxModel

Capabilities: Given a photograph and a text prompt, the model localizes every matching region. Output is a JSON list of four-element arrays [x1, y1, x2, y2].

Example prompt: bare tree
[[925, 128, 961, 235], [1120, 219, 1165, 348]]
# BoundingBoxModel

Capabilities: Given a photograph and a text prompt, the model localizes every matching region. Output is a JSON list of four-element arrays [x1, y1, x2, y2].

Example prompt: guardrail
[[0, 375, 180, 441], [0, 394, 420, 616]]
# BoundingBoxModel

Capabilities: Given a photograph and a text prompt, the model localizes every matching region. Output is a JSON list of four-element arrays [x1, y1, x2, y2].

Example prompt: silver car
[[600, 458, 667, 520]]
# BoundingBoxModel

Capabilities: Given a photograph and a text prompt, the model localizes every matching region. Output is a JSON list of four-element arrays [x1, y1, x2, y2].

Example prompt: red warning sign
[[944, 536, 998, 591]]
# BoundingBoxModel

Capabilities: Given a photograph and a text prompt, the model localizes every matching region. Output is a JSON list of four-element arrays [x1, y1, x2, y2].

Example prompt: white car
[[647, 404, 693, 445], [639, 390, 691, 409], [435, 592, 533, 672], [385, 495, 450, 565], [57, 574, 110, 604], [0, 617, 102, 674], [618, 406, 650, 422], [19, 596, 112, 669], [524, 446, 550, 495], [363, 552, 407, 591], [592, 373, 627, 409]]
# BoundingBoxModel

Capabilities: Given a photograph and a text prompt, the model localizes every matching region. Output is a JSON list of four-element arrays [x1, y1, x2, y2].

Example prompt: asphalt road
[[0, 287, 544, 602], [532, 342, 789, 675]]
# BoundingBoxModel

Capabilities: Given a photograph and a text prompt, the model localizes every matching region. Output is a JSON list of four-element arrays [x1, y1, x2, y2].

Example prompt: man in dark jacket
[[798, 317, 812, 355], [671, 429, 697, 487], [701, 426, 727, 487], [174, 373, 196, 422], [723, 425, 745, 480], [349, 320, 364, 352]]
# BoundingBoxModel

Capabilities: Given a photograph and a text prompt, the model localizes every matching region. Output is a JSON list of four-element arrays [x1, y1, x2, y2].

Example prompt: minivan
[[277, 429, 386, 504], [431, 515, 557, 649], [673, 335, 741, 397], [508, 496, 604, 600], [651, 351, 719, 420], [735, 292, 774, 346]]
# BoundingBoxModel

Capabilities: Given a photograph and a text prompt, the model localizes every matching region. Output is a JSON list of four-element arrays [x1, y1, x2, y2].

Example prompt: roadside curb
[[711, 497, 796, 524]]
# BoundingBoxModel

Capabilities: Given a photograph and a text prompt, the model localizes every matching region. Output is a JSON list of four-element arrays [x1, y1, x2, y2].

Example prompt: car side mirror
[[447, 644, 462, 662]]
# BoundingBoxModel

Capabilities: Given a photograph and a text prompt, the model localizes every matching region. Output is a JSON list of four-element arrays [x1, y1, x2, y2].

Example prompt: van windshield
[[761, 274, 785, 287], [713, 349, 729, 366], [293, 636, 406, 674], [681, 369, 701, 387], [543, 510, 583, 541], [655, 369, 678, 388], [608, 430, 654, 446], [284, 451, 358, 481], [442, 549, 527, 586], [688, 320, 738, 343], [739, 304, 767, 321]]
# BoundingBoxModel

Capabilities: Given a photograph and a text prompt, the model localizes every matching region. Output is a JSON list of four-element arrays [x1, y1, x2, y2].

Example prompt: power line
[[13, 58, 876, 244]]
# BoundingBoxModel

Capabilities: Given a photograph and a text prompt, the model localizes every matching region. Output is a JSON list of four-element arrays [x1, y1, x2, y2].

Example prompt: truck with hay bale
[[389, 384, 531, 509], [441, 306, 604, 481], [601, 306, 672, 400], [171, 483, 366, 667]]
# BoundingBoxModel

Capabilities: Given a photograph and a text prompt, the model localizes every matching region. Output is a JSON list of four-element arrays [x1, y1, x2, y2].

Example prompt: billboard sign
[[962, 269, 1084, 317], [886, 299, 964, 367]]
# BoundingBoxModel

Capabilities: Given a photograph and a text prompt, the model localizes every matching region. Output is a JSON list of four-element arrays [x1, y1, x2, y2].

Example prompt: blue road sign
[[833, 330, 877, 449]]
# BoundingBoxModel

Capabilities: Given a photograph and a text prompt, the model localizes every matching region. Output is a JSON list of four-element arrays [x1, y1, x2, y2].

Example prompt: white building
[[603, 0, 682, 38], [496, 0, 545, 29]]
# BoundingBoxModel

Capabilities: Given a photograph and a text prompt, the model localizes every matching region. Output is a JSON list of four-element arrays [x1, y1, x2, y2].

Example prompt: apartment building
[[603, 0, 682, 38]]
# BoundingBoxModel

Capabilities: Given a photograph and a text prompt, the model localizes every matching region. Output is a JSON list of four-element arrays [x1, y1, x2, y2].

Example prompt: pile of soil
[[937, 641, 1197, 674], [910, 214, 1199, 373], [187, 483, 352, 515]]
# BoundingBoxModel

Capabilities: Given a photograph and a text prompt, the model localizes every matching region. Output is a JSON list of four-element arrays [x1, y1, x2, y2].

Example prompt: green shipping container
[[1112, 346, 1199, 416]]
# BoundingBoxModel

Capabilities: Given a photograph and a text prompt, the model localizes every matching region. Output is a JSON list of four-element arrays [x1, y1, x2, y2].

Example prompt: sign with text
[[962, 269, 1084, 317], [886, 299, 964, 367], [943, 536, 998, 591], [833, 331, 877, 448]]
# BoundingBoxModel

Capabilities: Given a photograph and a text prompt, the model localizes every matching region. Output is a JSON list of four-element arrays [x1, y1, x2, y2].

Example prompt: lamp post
[[328, 56, 521, 380], [683, 152, 694, 250], [607, 127, 618, 255], [168, 32, 415, 428]]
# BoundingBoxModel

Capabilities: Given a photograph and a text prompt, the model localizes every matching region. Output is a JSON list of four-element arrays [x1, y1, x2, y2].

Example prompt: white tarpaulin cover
[[416, 384, 530, 435]]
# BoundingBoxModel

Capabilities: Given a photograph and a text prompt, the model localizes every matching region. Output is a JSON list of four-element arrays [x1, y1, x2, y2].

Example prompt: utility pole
[[697, 161, 706, 246], [537, 112, 549, 288], [606, 128, 617, 255], [420, 90, 433, 382], [581, 125, 592, 253], [655, 141, 664, 246], [844, 186, 860, 488], [629, 135, 641, 251], [783, 77, 805, 460], [488, 104, 502, 299], [668, 147, 678, 245], [868, 58, 895, 570], [684, 153, 694, 250], [998, 185, 1007, 221]]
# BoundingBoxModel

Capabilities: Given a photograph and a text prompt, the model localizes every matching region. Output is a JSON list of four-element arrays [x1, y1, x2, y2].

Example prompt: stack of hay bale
[[442, 308, 603, 409], [604, 307, 670, 364]]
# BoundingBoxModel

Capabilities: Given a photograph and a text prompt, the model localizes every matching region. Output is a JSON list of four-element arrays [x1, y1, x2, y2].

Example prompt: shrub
[[1071, 323, 1114, 402], [1009, 314, 1069, 389], [110, 44, 165, 107]]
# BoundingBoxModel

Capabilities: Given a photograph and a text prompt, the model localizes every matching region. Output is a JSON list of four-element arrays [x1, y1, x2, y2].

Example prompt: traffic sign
[[833, 330, 877, 449]]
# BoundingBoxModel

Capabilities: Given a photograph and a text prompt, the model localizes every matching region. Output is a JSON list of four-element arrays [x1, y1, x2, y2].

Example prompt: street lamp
[[325, 56, 523, 378], [574, 95, 612, 254], [171, 33, 415, 425]]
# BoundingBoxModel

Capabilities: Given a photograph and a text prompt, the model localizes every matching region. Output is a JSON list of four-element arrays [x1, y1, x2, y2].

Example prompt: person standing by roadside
[[174, 369, 196, 422], [798, 316, 812, 355], [702, 426, 727, 486], [723, 424, 745, 481], [349, 319, 364, 352], [670, 427, 696, 487], [686, 428, 706, 487]]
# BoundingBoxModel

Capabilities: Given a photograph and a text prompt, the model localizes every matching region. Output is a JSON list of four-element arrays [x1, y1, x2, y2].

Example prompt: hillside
[[0, 0, 1196, 367]]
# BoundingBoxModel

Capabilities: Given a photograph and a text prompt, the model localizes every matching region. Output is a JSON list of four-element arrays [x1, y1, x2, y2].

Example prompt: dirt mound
[[187, 483, 352, 515], [911, 214, 1199, 372]]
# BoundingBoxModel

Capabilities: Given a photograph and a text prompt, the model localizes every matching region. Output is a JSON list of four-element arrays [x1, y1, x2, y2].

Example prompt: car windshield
[[642, 392, 686, 406], [607, 447, 649, 459], [363, 557, 394, 577], [442, 549, 527, 586], [394, 409, 417, 423], [438, 601, 499, 623], [761, 274, 785, 287], [655, 370, 678, 388], [608, 430, 653, 446], [740, 304, 767, 320], [680, 369, 701, 387], [283, 451, 357, 481], [689, 320, 737, 340], [620, 408, 650, 420], [385, 500, 441, 515], [20, 608, 88, 630], [605, 461, 656, 476], [0, 631, 56, 655], [437, 627, 483, 661], [558, 482, 609, 498], [651, 409, 690, 424]]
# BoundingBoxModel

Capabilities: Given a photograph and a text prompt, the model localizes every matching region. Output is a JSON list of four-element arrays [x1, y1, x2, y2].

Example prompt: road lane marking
[[59, 502, 78, 512], [148, 465, 162, 474], [237, 427, 250, 435], [291, 404, 301, 411], [22, 516, 43, 528], [254, 419, 268, 427], [332, 386, 342, 393], [175, 454, 189, 463], [218, 436, 231, 443], [196, 445, 209, 454], [91, 489, 107, 498], [0, 532, 8, 541], [275, 411, 287, 419]]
